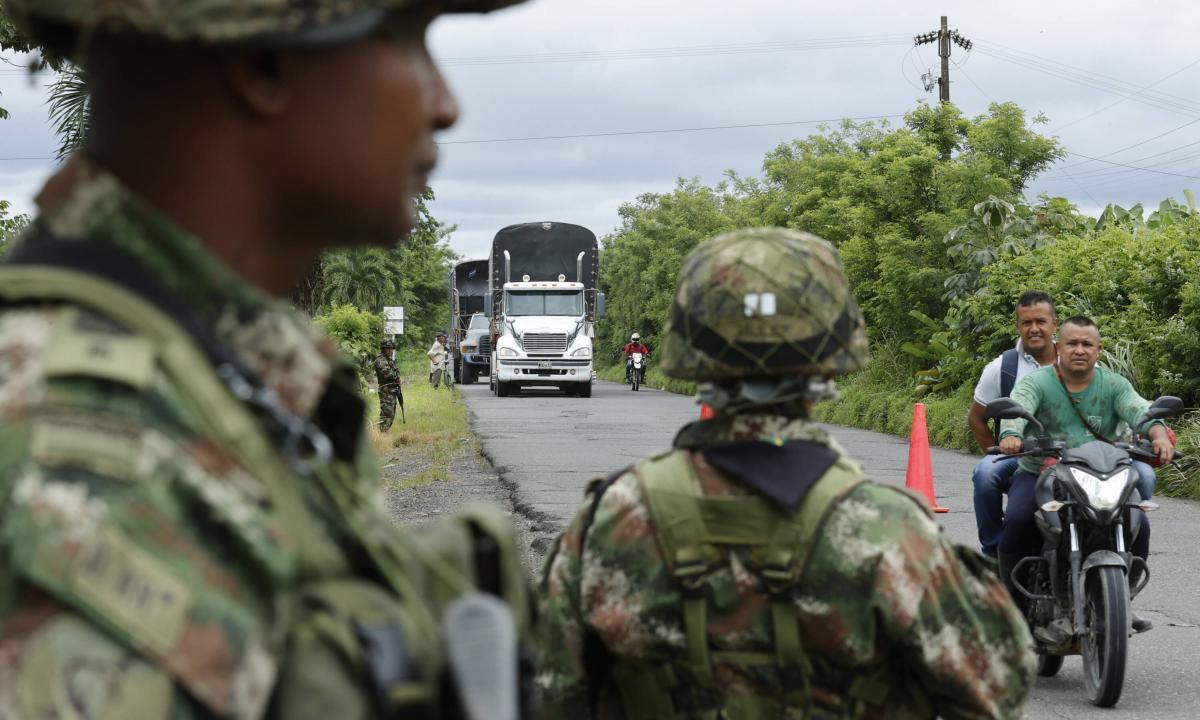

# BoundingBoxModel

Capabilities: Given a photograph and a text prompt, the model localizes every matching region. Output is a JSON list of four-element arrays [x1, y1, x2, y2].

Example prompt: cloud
[[3, 0, 1199, 253]]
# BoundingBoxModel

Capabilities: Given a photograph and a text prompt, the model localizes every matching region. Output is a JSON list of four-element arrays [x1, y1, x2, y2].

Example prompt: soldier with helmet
[[537, 228, 1035, 719], [375, 336, 403, 431], [0, 0, 533, 717]]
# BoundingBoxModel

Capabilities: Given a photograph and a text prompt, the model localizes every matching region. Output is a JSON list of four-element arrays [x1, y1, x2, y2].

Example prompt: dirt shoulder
[[376, 384, 557, 575]]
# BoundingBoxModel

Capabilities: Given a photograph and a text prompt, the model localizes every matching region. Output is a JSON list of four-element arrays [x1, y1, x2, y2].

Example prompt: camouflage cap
[[660, 228, 869, 381], [380, 337, 396, 349], [9, 0, 525, 51]]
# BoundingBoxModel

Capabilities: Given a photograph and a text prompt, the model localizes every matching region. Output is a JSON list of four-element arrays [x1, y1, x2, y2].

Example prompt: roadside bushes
[[314, 304, 384, 388], [965, 217, 1200, 406]]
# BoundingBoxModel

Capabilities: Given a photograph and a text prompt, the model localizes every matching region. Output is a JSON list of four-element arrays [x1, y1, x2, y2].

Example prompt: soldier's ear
[[219, 50, 291, 117]]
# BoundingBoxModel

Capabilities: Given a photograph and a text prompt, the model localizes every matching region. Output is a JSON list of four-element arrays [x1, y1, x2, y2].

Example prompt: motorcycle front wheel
[[1036, 652, 1064, 677], [1081, 566, 1128, 707]]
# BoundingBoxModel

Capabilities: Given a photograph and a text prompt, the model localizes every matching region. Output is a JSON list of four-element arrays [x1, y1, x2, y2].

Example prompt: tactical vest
[[599, 448, 908, 720], [0, 245, 534, 719]]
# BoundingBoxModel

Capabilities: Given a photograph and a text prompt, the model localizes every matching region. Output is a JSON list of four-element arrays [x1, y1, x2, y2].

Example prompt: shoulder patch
[[69, 527, 193, 656], [40, 309, 156, 390], [30, 419, 143, 483]]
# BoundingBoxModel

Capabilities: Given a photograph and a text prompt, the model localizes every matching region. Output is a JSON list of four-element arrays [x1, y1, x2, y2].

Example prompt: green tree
[[0, 199, 30, 256], [596, 179, 734, 363]]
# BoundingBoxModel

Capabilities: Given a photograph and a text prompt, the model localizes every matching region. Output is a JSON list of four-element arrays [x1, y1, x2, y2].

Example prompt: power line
[[950, 57, 994, 104], [1061, 150, 1200, 179], [1056, 117, 1200, 171], [1049, 54, 1200, 133], [972, 42, 1200, 116], [439, 114, 904, 145], [974, 37, 1200, 111], [439, 35, 911, 67]]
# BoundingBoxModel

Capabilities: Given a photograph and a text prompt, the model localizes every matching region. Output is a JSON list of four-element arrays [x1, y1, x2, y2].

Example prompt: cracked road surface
[[463, 379, 1200, 718]]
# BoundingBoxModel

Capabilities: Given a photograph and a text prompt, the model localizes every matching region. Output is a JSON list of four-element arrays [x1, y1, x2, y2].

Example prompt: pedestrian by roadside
[[428, 330, 450, 388]]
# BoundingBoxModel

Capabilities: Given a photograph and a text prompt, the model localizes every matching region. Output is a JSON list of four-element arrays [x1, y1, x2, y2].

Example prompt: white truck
[[487, 222, 602, 398]]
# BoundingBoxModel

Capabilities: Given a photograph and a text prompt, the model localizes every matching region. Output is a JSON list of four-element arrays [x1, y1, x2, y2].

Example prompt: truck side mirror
[[484, 295, 492, 316], [597, 292, 606, 319]]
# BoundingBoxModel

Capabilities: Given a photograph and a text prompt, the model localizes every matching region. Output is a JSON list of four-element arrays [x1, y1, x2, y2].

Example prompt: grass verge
[[366, 351, 473, 488], [596, 362, 697, 395]]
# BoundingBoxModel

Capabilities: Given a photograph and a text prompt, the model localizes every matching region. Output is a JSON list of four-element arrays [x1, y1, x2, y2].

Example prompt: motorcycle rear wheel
[[1081, 566, 1128, 707]]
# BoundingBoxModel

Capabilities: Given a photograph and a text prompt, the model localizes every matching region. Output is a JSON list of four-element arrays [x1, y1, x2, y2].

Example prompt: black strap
[[999, 348, 1020, 398], [1054, 364, 1111, 443], [990, 348, 1021, 440], [5, 235, 350, 469]]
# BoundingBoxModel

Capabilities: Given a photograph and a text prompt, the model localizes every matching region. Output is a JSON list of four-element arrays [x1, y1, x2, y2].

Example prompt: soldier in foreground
[[375, 337, 403, 431], [537, 228, 1035, 719], [0, 0, 531, 718]]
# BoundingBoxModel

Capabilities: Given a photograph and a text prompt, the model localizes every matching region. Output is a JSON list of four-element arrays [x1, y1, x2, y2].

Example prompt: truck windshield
[[506, 291, 583, 317], [468, 314, 489, 330]]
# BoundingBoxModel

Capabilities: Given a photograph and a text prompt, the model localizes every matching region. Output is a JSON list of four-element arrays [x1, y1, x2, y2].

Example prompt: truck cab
[[492, 280, 594, 397], [458, 313, 491, 384]]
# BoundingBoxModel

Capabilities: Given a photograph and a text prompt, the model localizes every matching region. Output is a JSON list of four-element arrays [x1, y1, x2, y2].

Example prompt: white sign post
[[383, 306, 405, 337]]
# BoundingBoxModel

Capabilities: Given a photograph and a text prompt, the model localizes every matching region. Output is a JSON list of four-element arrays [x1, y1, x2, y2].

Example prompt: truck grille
[[478, 336, 491, 355], [522, 333, 568, 354]]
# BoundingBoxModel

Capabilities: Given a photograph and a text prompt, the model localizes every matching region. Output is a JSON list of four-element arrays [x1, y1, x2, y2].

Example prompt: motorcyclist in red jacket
[[623, 333, 651, 383]]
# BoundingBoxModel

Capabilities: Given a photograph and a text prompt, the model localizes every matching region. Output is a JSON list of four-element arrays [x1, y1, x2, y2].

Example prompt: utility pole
[[913, 16, 973, 104]]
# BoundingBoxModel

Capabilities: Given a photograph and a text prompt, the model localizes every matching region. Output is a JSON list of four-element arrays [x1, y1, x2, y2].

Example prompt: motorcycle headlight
[[498, 347, 518, 358], [1069, 467, 1130, 511], [571, 346, 591, 358]]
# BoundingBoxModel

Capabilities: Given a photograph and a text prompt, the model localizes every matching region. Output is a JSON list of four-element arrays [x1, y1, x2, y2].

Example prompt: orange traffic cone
[[699, 403, 716, 420], [906, 403, 948, 513]]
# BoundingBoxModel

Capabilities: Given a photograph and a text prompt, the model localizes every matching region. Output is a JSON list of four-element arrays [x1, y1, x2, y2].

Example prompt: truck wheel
[[496, 381, 511, 397], [577, 382, 592, 398], [463, 367, 475, 385]]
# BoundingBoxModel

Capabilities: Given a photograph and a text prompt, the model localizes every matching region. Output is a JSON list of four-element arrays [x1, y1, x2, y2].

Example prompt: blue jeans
[[1133, 460, 1156, 501], [972, 455, 1019, 557]]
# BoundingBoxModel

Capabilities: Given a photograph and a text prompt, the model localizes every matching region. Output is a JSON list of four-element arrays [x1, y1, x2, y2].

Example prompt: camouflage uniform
[[537, 229, 1034, 719], [0, 1, 528, 718], [374, 344, 402, 432]]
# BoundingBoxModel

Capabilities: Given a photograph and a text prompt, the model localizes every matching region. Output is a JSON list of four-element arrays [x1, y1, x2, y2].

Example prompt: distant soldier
[[0, 0, 532, 717], [375, 337, 403, 431], [537, 228, 1034, 719]]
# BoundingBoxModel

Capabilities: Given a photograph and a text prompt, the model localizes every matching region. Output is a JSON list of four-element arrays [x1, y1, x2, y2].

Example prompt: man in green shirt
[[997, 316, 1172, 631]]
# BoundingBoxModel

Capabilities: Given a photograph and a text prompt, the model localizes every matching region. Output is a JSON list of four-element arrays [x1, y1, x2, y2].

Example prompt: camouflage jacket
[[538, 415, 1034, 719], [374, 353, 400, 392], [0, 157, 413, 718]]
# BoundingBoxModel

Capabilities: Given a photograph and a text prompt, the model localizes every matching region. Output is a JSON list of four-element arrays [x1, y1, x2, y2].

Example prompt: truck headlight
[[498, 347, 518, 358], [461, 344, 477, 353], [570, 346, 592, 358]]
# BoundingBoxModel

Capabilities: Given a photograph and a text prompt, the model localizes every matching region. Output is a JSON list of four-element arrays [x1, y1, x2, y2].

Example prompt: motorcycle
[[628, 352, 645, 391], [984, 395, 1183, 707]]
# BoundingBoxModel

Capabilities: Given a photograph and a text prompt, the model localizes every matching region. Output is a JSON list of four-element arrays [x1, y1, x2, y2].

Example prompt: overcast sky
[[3, 0, 1199, 260]]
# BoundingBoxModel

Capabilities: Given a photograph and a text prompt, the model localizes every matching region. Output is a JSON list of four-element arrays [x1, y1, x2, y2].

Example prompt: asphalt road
[[462, 379, 1200, 718]]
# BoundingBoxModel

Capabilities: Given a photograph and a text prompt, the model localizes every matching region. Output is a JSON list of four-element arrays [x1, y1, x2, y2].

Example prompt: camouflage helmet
[[380, 337, 396, 349], [660, 228, 868, 381], [9, 0, 525, 54]]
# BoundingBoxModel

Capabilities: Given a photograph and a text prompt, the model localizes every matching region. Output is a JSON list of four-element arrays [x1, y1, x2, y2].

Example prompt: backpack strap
[[999, 348, 1021, 399], [991, 348, 1021, 439]]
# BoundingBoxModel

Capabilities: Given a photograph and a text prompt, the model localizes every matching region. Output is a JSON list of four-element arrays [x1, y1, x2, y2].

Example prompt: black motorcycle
[[984, 396, 1182, 707]]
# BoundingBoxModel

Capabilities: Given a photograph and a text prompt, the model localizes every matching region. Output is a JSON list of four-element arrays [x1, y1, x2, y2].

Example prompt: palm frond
[[46, 64, 89, 159]]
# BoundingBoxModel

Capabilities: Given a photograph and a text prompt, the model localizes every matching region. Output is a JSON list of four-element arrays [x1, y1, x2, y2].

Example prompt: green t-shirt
[[999, 365, 1153, 474]]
